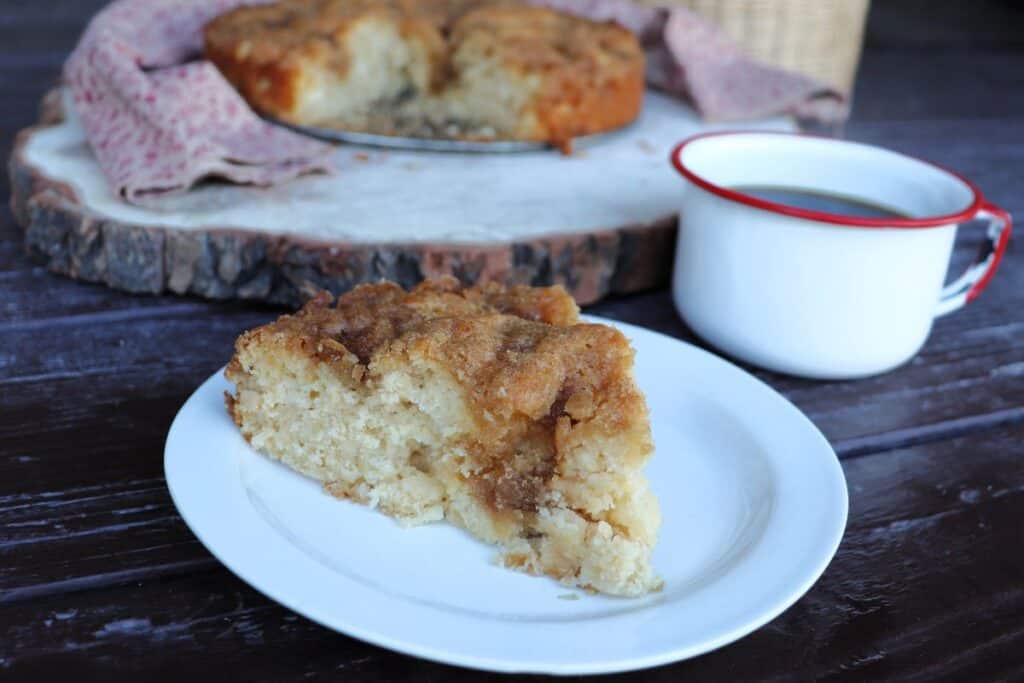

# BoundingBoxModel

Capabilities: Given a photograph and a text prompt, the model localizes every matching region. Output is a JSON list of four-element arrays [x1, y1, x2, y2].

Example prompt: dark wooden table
[[3, 1, 1023, 680]]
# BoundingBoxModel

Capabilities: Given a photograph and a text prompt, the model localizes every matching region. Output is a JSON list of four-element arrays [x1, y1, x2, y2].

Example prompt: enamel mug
[[670, 132, 1012, 379]]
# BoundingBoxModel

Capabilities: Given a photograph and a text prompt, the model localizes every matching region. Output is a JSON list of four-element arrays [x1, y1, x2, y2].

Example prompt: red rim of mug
[[670, 131, 985, 228]]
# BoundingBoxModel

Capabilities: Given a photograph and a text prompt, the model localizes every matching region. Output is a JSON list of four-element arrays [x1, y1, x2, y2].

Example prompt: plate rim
[[165, 316, 848, 675], [269, 117, 635, 153]]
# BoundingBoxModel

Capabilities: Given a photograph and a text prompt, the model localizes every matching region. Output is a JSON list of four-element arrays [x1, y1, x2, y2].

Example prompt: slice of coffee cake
[[225, 278, 660, 596]]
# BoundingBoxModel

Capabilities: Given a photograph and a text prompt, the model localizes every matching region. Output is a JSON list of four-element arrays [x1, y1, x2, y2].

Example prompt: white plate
[[165, 317, 847, 675]]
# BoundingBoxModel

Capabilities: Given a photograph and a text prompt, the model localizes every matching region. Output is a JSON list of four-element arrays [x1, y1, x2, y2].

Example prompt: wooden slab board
[[9, 89, 793, 306]]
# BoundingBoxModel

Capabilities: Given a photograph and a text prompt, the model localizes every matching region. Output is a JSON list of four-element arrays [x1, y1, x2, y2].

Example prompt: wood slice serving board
[[9, 89, 792, 306]]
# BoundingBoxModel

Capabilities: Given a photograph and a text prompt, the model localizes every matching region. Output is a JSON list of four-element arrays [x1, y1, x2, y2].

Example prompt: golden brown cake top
[[451, 4, 643, 74], [205, 0, 481, 67], [241, 277, 646, 435], [268, 278, 579, 365], [204, 0, 642, 78]]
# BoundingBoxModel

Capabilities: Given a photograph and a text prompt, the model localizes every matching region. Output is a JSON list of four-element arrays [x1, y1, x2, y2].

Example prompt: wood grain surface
[[2, 0, 1023, 681], [3, 427, 1022, 681], [8, 91, 686, 307]]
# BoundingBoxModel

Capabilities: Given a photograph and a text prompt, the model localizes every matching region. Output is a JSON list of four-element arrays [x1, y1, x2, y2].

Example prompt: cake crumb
[[557, 593, 580, 600]]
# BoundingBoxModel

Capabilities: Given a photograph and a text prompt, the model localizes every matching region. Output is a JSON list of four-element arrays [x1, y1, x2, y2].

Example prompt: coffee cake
[[204, 0, 645, 149], [225, 278, 660, 595]]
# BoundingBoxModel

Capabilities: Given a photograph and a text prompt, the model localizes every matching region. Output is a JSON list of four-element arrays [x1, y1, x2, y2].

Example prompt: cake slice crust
[[226, 278, 660, 596]]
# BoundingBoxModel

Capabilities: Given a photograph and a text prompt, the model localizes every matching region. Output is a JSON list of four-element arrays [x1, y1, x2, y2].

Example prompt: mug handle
[[935, 202, 1013, 317]]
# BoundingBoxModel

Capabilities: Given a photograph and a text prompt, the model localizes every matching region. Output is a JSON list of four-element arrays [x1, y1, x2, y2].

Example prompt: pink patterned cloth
[[64, 0, 334, 204], [533, 0, 846, 122]]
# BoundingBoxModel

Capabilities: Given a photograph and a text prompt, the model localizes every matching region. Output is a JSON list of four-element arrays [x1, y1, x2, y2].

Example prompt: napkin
[[532, 0, 847, 123], [64, 0, 335, 205]]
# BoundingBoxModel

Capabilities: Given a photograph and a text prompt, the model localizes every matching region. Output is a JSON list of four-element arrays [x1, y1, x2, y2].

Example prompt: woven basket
[[636, 0, 870, 95]]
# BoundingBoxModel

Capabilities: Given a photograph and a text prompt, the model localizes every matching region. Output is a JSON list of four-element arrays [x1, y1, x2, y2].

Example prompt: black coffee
[[731, 186, 909, 220]]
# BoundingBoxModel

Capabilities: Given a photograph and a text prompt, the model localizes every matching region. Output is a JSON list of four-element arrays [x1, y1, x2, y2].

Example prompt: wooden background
[[2, 0, 1023, 680]]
